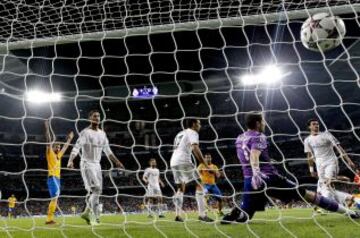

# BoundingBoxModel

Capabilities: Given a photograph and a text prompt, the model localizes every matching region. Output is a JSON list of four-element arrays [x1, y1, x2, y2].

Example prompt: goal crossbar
[[0, 4, 358, 53]]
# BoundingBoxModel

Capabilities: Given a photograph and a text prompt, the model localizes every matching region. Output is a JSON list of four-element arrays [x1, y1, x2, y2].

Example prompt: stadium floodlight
[[25, 90, 62, 104], [241, 65, 285, 86]]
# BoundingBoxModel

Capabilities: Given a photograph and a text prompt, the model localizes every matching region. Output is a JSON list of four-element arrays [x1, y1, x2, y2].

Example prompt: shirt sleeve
[[326, 132, 340, 146], [304, 138, 312, 153], [70, 130, 86, 157], [188, 130, 199, 145], [143, 168, 149, 179], [250, 134, 267, 151], [103, 134, 114, 158], [58, 150, 65, 159]]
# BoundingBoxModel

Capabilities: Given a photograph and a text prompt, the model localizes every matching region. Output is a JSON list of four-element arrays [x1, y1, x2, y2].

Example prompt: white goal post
[[0, 4, 358, 52]]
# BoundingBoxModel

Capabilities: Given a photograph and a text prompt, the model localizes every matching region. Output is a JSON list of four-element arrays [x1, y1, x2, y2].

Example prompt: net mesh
[[0, 0, 360, 237]]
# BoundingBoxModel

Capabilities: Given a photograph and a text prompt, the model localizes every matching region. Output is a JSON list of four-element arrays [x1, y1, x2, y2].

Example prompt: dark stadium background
[[0, 6, 359, 216]]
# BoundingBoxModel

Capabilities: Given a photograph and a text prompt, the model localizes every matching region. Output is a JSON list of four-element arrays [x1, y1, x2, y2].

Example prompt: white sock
[[157, 203, 162, 215], [89, 192, 100, 219], [174, 192, 183, 217], [147, 202, 152, 215], [196, 190, 206, 218], [334, 190, 352, 206], [337, 203, 356, 215]]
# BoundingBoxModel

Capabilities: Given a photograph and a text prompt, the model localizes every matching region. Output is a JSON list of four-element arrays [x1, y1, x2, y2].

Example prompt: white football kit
[[170, 128, 199, 184], [304, 131, 340, 198], [143, 167, 162, 197], [71, 127, 113, 192]]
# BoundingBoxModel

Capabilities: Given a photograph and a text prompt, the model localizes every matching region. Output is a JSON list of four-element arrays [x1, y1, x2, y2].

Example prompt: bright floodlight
[[25, 90, 62, 104], [241, 65, 284, 86]]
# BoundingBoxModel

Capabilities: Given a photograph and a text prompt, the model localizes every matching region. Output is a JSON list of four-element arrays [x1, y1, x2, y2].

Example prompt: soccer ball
[[300, 12, 346, 52]]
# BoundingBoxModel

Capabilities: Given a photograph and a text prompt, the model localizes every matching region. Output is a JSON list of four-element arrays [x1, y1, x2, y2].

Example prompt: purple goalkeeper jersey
[[235, 130, 277, 177]]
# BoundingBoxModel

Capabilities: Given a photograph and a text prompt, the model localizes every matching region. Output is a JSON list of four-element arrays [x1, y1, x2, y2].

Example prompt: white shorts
[[171, 163, 198, 184], [80, 161, 103, 192], [316, 160, 338, 198], [317, 160, 338, 181], [146, 186, 162, 197]]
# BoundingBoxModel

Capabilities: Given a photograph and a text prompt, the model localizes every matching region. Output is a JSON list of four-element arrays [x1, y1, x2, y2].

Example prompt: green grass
[[1, 209, 360, 238]]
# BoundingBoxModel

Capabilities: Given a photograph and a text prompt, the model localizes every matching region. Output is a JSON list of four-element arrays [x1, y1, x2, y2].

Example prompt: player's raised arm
[[60, 131, 74, 156], [44, 120, 51, 148]]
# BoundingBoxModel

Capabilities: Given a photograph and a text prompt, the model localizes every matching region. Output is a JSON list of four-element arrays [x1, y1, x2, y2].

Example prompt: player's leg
[[79, 161, 95, 225], [89, 163, 102, 224], [46, 176, 60, 224], [195, 184, 210, 221], [212, 185, 224, 215], [156, 188, 164, 217], [145, 196, 152, 217], [267, 174, 360, 218], [186, 165, 212, 222], [171, 165, 185, 221], [222, 177, 261, 224]]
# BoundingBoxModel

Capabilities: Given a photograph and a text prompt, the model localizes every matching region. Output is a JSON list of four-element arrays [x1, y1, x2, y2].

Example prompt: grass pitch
[[1, 209, 359, 238]]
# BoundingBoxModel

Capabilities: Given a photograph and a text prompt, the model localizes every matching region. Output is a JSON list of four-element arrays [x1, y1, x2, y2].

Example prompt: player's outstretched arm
[[60, 131, 74, 155], [307, 152, 317, 177]]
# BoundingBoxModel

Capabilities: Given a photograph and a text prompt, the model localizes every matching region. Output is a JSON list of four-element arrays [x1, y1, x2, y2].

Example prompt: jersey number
[[174, 134, 184, 149]]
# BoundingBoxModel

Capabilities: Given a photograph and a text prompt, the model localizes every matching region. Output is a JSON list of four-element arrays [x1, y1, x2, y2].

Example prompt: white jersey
[[170, 128, 199, 167], [143, 167, 161, 189], [71, 127, 113, 163], [304, 132, 339, 164]]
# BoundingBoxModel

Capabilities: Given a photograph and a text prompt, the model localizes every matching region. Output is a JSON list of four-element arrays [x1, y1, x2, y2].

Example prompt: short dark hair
[[204, 152, 211, 157], [88, 109, 100, 118], [185, 118, 199, 128], [307, 118, 318, 127], [245, 113, 263, 130]]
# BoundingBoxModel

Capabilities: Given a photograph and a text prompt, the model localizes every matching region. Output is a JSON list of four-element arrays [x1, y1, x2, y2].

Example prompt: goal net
[[0, 0, 360, 237]]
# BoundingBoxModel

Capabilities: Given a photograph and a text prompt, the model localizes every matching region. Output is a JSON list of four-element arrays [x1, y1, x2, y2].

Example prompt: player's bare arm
[[215, 168, 221, 178], [191, 144, 205, 165], [108, 153, 124, 169], [142, 174, 148, 184], [307, 152, 317, 177], [335, 144, 355, 169], [60, 131, 74, 155], [44, 120, 51, 147], [67, 153, 77, 169], [250, 149, 261, 170], [159, 179, 165, 188]]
